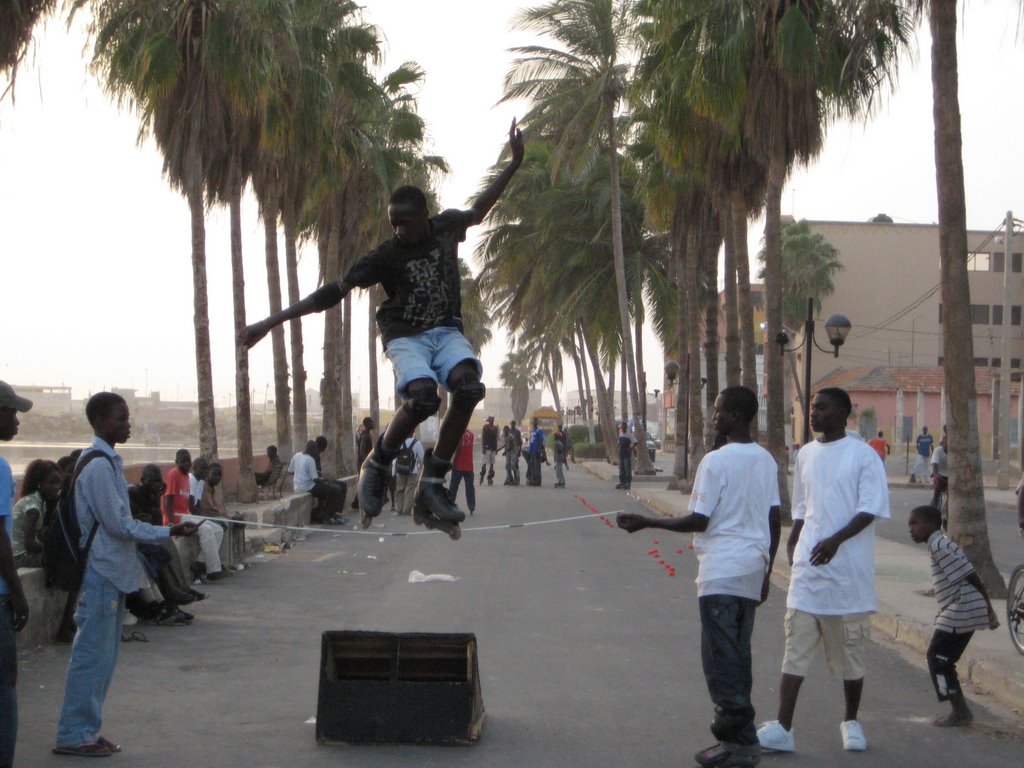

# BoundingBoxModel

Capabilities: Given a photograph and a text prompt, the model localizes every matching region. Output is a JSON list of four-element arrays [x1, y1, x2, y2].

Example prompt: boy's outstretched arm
[[965, 571, 1000, 630], [469, 118, 525, 225], [240, 281, 353, 349]]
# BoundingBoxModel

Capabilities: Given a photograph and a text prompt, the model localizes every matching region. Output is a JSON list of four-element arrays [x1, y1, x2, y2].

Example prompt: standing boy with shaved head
[[243, 120, 524, 538]]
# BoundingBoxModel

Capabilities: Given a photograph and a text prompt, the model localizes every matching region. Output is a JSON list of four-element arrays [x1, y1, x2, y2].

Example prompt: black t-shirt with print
[[314, 209, 474, 346]]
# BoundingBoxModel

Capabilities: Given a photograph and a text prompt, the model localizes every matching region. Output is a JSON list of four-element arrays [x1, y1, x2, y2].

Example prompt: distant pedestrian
[[525, 418, 546, 486], [552, 426, 569, 488], [910, 426, 934, 483], [448, 430, 476, 515], [757, 387, 890, 755], [392, 437, 423, 516], [867, 431, 890, 463], [618, 386, 781, 768], [501, 425, 517, 485], [907, 505, 998, 727], [54, 392, 197, 757], [0, 381, 32, 768], [480, 416, 499, 485], [930, 437, 949, 511], [509, 420, 523, 485], [615, 422, 637, 490]]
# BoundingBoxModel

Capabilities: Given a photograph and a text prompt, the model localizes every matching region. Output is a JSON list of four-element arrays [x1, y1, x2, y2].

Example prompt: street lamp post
[[775, 298, 852, 446]]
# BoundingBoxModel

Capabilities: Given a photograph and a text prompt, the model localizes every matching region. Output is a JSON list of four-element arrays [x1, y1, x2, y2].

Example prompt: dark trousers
[[448, 470, 476, 512], [0, 597, 17, 767], [618, 453, 633, 487], [699, 594, 758, 747], [310, 479, 346, 523], [927, 629, 973, 701], [526, 453, 543, 485]]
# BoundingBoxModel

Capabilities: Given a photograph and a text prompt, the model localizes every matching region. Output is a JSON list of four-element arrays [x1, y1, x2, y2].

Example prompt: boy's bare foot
[[932, 711, 973, 727]]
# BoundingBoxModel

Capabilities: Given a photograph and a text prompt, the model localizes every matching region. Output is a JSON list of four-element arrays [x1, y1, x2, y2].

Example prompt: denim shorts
[[385, 327, 482, 395]]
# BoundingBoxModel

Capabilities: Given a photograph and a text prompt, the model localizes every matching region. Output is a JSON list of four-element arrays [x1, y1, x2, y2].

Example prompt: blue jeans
[[0, 596, 18, 767], [699, 594, 758, 747], [56, 568, 125, 748], [618, 453, 632, 486], [385, 327, 482, 395], [448, 470, 476, 512]]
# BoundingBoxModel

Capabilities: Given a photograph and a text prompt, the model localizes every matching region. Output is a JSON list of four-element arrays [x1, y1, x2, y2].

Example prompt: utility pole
[[997, 210, 1013, 489]]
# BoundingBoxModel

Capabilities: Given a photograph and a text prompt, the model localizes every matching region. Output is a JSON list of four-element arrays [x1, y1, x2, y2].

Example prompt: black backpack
[[394, 439, 417, 476], [42, 452, 112, 592]]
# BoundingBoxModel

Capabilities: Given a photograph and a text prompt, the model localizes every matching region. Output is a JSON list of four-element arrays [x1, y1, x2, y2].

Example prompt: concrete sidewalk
[[579, 457, 1024, 718]]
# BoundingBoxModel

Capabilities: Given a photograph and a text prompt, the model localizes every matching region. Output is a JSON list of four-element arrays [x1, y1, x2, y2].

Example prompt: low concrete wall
[[14, 491, 312, 649]]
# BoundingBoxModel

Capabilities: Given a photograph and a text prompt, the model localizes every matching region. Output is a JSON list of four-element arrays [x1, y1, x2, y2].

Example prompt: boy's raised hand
[[616, 512, 647, 533], [509, 118, 525, 166]]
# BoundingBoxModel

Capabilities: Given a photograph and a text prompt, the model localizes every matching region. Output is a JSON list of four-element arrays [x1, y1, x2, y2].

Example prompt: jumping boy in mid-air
[[242, 120, 524, 539], [908, 505, 999, 727]]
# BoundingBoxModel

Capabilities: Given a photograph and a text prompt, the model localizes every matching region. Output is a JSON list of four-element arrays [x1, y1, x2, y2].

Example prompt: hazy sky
[[1, 2, 1022, 410]]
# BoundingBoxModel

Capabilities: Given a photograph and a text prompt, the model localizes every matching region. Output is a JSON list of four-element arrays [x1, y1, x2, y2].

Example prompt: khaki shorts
[[781, 609, 871, 680]]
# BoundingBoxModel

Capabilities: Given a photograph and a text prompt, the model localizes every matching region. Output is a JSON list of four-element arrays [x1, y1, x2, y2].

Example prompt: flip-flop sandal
[[97, 737, 121, 753], [120, 630, 149, 643], [52, 742, 111, 757]]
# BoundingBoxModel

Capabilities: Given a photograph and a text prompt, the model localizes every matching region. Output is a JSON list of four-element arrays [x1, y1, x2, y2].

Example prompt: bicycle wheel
[[1008, 565, 1024, 656]]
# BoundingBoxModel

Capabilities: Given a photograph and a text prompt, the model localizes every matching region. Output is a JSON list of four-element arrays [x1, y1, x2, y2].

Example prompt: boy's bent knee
[[402, 383, 442, 420], [448, 371, 485, 411]]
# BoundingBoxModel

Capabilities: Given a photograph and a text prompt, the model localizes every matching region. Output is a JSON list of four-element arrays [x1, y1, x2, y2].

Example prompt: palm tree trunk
[[263, 208, 292, 458], [544, 356, 562, 418], [339, 293, 356, 477], [929, 0, 1004, 595], [187, 174, 218, 460], [368, 287, 380, 431], [722, 206, 741, 387], [229, 181, 255, 502], [703, 220, 722, 447], [282, 205, 308, 450], [619, 355, 627, 426], [669, 230, 691, 490], [321, 225, 340, 476], [607, 106, 653, 473], [732, 188, 758, 416], [686, 228, 706, 470], [583, 333, 617, 462], [576, 324, 596, 442], [764, 146, 792, 519]]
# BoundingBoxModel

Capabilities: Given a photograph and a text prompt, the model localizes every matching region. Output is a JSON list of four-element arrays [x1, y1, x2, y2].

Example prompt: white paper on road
[[409, 570, 459, 583]]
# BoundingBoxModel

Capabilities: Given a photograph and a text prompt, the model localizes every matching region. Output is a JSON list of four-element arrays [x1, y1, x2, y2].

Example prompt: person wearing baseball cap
[[0, 381, 32, 766]]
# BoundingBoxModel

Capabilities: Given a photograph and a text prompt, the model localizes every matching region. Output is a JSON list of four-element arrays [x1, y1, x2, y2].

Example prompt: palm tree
[[500, 349, 540, 423], [81, 0, 229, 460], [757, 219, 843, 330], [1, 0, 57, 94], [909, 0, 1004, 594], [502, 0, 655, 473]]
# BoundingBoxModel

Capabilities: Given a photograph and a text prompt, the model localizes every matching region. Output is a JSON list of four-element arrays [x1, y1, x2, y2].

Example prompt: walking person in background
[[930, 436, 949, 511], [867, 431, 890, 464], [552, 426, 569, 488], [0, 381, 32, 768], [448, 429, 476, 515], [525, 418, 546, 487], [392, 436, 423, 516]]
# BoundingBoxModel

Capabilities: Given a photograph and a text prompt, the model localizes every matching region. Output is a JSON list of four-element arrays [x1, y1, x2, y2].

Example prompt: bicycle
[[1009, 529, 1024, 656]]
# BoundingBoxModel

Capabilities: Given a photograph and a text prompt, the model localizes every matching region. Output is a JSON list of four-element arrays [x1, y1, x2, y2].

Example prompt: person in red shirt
[[163, 449, 227, 582], [447, 430, 476, 515], [867, 431, 890, 463]]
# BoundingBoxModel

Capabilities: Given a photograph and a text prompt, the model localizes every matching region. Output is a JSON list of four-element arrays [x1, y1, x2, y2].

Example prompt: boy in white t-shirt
[[757, 387, 890, 755], [618, 386, 781, 768]]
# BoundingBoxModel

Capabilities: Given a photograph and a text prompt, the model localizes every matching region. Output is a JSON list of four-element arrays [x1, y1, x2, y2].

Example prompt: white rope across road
[[182, 509, 624, 538]]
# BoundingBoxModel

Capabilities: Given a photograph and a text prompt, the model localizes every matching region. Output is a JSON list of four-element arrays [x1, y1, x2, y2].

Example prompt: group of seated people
[[12, 447, 247, 642], [255, 437, 350, 525]]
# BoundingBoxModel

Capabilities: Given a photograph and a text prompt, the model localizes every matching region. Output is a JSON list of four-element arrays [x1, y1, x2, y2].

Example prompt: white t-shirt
[[787, 436, 890, 615], [190, 473, 204, 503], [689, 442, 781, 587], [288, 452, 319, 493]]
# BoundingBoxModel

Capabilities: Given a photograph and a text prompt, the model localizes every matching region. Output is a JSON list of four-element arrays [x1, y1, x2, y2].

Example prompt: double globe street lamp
[[775, 297, 852, 446]]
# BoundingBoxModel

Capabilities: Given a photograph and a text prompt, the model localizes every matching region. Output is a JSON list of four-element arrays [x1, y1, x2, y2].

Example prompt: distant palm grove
[[2, 0, 1006, 592]]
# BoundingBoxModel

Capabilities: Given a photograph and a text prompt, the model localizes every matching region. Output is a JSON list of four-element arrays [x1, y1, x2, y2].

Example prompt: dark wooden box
[[316, 631, 484, 745]]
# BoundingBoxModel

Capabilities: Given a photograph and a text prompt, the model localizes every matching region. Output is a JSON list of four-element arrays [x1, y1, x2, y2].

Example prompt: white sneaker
[[757, 720, 795, 752], [840, 720, 867, 751], [122, 612, 138, 627]]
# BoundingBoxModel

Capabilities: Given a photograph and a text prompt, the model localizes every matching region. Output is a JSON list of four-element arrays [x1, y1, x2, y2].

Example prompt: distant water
[[1, 441, 208, 477]]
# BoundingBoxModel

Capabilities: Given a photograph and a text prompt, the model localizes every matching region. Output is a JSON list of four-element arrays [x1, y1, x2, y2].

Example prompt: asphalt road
[[14, 468, 1023, 767], [879, 486, 1023, 578]]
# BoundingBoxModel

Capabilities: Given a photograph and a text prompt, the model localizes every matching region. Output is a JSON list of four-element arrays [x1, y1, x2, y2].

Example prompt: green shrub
[[573, 442, 608, 460], [567, 425, 589, 445]]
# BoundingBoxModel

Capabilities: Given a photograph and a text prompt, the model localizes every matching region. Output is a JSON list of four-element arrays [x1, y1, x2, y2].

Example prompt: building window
[[1014, 306, 1022, 326], [973, 357, 989, 366], [937, 356, 945, 365], [1014, 253, 1022, 273], [993, 252, 1005, 272], [993, 305, 1004, 325], [970, 304, 990, 324], [1013, 358, 1021, 369], [968, 252, 990, 271], [992, 358, 1001, 368]]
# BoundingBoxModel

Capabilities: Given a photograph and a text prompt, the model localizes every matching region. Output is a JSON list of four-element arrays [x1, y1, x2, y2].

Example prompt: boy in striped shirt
[[908, 505, 999, 727]]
